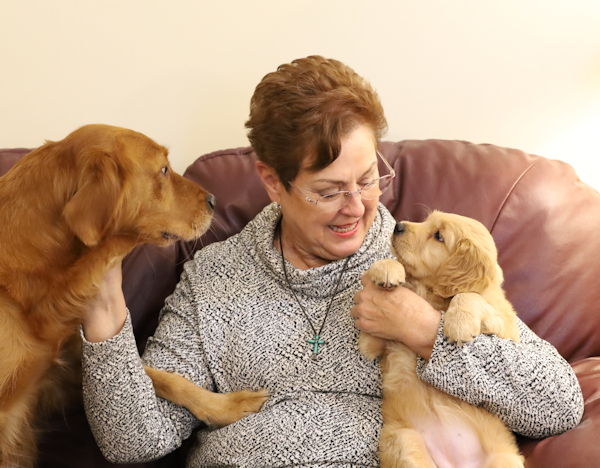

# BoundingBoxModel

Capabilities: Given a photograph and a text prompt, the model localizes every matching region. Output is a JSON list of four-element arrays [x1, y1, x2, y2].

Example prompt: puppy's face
[[391, 210, 501, 298], [61, 124, 214, 247]]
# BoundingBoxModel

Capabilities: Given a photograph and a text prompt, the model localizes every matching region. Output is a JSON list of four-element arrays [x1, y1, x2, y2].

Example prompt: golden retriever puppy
[[0, 124, 267, 468], [359, 210, 523, 468]]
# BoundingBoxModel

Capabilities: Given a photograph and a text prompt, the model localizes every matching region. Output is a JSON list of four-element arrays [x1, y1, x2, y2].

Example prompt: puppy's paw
[[206, 388, 270, 427], [443, 292, 486, 345], [443, 317, 479, 345], [358, 332, 387, 360], [365, 259, 406, 289]]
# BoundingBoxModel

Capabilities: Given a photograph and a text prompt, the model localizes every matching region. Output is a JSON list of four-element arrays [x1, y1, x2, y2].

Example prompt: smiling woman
[[257, 124, 387, 268], [80, 56, 583, 468], [247, 56, 391, 268]]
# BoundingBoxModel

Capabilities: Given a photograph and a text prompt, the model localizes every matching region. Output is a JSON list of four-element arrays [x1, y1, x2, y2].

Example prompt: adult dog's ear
[[432, 238, 496, 298], [63, 149, 124, 247]]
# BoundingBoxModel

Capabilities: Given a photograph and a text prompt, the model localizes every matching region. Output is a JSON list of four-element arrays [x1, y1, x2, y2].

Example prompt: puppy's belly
[[419, 418, 486, 468]]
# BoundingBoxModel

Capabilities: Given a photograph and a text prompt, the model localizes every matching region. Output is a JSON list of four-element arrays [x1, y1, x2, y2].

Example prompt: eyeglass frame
[[287, 150, 396, 210]]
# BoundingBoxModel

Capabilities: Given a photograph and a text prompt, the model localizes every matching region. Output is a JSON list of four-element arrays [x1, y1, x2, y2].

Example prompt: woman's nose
[[340, 191, 366, 216]]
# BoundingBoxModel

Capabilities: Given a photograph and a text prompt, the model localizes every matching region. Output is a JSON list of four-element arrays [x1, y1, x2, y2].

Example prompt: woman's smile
[[329, 220, 360, 236]]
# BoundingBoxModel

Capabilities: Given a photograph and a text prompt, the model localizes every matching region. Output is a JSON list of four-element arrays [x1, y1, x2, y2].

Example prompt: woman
[[82, 56, 583, 466]]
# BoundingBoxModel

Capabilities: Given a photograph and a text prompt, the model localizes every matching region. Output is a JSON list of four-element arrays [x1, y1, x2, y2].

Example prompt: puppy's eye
[[161, 166, 169, 176], [434, 231, 444, 242]]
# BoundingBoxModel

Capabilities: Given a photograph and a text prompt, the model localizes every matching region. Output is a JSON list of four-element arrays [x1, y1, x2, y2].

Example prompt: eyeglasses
[[288, 150, 395, 212]]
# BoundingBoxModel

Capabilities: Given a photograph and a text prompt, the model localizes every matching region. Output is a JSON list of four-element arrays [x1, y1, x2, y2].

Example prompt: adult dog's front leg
[[33, 236, 137, 341], [144, 367, 269, 427]]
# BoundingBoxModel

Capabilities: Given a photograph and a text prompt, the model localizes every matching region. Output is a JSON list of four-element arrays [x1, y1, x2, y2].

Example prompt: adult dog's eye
[[434, 231, 444, 242], [161, 166, 169, 176]]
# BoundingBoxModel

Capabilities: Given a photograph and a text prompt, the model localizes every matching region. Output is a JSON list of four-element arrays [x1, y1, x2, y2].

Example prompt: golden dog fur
[[0, 124, 266, 467], [359, 210, 524, 468]]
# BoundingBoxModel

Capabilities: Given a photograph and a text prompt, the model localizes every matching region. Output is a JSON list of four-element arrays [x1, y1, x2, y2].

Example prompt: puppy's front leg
[[357, 260, 407, 359], [144, 366, 269, 427], [444, 292, 499, 345]]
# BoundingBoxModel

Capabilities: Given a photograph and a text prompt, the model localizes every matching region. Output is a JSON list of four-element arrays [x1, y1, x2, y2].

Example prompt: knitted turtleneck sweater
[[82, 204, 583, 467]]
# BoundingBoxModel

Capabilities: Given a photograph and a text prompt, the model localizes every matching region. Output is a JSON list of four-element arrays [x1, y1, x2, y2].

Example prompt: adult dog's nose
[[206, 193, 217, 211], [394, 222, 405, 234]]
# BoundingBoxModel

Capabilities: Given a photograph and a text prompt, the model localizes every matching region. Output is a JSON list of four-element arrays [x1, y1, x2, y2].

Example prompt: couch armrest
[[519, 358, 600, 467]]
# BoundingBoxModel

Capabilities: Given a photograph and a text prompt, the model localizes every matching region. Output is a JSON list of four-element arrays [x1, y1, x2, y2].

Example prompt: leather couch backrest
[[181, 140, 600, 363], [2, 141, 599, 363]]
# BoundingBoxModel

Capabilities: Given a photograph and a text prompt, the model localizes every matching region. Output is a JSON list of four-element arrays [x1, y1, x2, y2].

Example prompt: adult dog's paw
[[207, 388, 270, 427]]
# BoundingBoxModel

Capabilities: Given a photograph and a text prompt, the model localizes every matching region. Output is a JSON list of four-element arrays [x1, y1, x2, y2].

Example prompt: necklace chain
[[277, 219, 350, 360]]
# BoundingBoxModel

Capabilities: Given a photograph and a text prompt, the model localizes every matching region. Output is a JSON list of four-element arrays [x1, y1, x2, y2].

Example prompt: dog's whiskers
[[412, 203, 433, 220], [207, 225, 221, 239], [175, 221, 205, 266], [141, 245, 158, 274], [209, 215, 228, 236]]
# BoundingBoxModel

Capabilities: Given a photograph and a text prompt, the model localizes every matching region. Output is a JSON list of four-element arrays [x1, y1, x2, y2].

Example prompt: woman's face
[[278, 124, 380, 268]]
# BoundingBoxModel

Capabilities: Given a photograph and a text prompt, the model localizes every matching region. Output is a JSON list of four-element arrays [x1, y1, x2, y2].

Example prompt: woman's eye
[[434, 231, 444, 242], [161, 166, 169, 176], [359, 179, 377, 190], [320, 191, 343, 200], [315, 186, 340, 196]]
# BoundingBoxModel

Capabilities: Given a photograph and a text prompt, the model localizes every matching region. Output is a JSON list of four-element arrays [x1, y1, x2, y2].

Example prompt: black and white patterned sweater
[[82, 204, 583, 467]]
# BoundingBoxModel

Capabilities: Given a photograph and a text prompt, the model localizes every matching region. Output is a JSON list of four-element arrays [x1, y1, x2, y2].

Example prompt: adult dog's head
[[56, 124, 215, 247], [391, 210, 502, 298]]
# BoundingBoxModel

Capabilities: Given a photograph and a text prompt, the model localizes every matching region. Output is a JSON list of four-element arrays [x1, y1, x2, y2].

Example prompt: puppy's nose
[[206, 193, 217, 211], [394, 222, 405, 234]]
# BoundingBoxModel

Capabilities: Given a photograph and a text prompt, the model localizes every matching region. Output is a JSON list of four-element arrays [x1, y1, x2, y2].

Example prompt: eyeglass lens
[[316, 174, 393, 211]]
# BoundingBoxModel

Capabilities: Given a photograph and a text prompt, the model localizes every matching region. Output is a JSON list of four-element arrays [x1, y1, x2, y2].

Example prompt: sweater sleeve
[[415, 316, 584, 438], [82, 267, 204, 463]]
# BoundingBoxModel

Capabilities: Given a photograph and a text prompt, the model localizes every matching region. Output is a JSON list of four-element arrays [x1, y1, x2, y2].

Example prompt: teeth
[[330, 222, 358, 233]]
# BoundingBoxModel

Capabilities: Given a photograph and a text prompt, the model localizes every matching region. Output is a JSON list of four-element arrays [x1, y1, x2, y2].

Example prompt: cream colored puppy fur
[[359, 211, 523, 468]]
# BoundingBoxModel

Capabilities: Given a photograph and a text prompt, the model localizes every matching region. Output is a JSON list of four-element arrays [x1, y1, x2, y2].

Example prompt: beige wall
[[1, 0, 599, 189]]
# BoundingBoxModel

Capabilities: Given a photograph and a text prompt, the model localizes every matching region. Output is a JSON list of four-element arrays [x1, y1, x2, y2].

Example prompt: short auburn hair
[[245, 55, 387, 189]]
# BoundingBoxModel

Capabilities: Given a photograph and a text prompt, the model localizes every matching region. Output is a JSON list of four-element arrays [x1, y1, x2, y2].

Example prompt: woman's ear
[[256, 161, 284, 204]]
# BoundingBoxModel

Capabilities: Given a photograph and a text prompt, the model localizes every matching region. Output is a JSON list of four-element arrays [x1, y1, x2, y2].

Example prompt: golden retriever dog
[[359, 210, 523, 468], [0, 124, 267, 468]]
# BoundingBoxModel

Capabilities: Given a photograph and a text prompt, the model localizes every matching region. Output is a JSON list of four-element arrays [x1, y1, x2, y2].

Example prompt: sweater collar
[[241, 203, 396, 299]]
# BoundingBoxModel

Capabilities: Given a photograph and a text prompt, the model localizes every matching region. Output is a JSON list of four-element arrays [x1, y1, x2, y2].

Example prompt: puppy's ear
[[63, 149, 124, 247], [432, 238, 496, 298]]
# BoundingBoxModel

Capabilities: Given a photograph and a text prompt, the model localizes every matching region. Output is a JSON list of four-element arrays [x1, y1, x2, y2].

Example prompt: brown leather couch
[[1, 139, 599, 467]]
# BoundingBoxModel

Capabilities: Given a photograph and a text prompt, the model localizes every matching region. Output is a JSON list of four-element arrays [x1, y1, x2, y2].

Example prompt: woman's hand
[[351, 275, 442, 360], [82, 262, 128, 343]]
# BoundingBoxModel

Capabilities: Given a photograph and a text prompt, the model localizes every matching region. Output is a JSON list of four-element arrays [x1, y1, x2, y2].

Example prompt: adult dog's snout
[[206, 193, 217, 211], [394, 222, 405, 235]]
